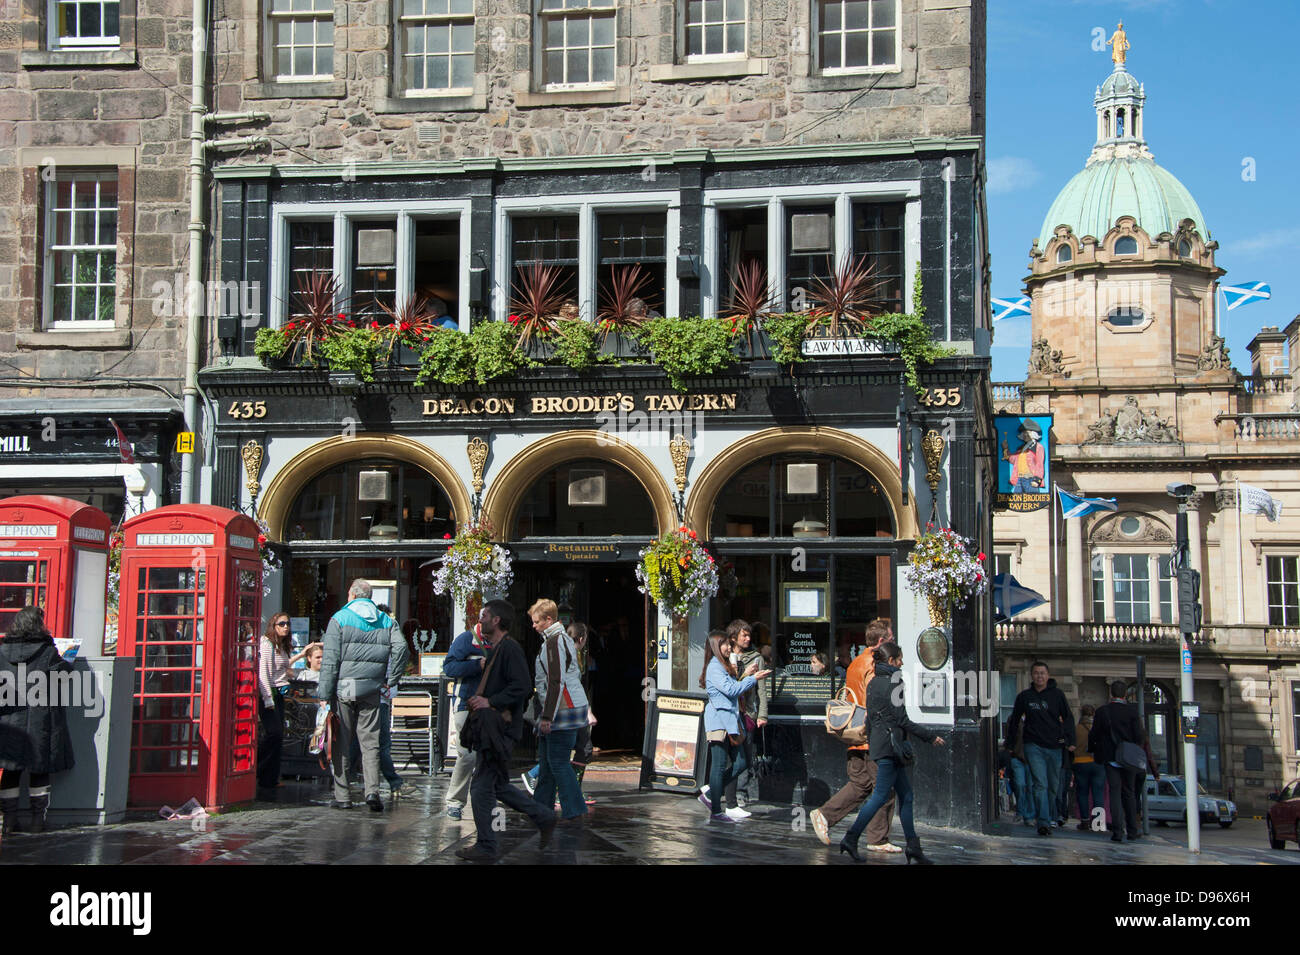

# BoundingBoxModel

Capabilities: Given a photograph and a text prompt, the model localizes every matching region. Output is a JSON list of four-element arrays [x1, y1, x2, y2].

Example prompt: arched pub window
[[281, 458, 457, 651], [511, 458, 656, 538], [707, 454, 898, 712]]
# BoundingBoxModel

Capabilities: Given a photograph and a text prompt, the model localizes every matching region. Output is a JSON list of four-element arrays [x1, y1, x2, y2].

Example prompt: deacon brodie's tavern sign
[[421, 391, 740, 417]]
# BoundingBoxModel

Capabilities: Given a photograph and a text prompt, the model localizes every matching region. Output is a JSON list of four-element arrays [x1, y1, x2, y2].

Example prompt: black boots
[[838, 838, 864, 862], [0, 796, 18, 836], [28, 792, 49, 834], [904, 838, 934, 865]]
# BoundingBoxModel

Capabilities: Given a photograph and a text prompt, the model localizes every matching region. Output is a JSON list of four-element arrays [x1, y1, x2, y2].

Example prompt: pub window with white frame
[[274, 202, 472, 331], [44, 171, 118, 328], [267, 0, 335, 81], [818, 0, 898, 74], [1268, 555, 1300, 628], [685, 0, 745, 59], [538, 0, 616, 88], [1091, 551, 1176, 624], [398, 0, 475, 94], [50, 0, 120, 49]]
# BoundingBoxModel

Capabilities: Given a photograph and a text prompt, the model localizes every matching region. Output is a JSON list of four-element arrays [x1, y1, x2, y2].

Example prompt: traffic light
[[1176, 567, 1202, 635]]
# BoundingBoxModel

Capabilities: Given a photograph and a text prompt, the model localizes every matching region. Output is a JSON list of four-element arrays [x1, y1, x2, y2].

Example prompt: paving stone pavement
[[2, 773, 1295, 865]]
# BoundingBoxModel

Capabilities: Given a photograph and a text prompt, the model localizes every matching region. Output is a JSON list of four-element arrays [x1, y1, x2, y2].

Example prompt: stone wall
[[212, 0, 981, 168], [0, 0, 196, 398]]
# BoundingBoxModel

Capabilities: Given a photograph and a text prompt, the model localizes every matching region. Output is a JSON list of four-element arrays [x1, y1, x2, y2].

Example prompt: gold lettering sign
[[655, 695, 706, 714], [422, 392, 737, 418], [545, 542, 619, 561]]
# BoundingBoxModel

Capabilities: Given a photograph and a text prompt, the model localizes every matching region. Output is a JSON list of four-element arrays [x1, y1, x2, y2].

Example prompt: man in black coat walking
[[1090, 680, 1147, 842], [1005, 661, 1074, 836], [457, 599, 556, 862]]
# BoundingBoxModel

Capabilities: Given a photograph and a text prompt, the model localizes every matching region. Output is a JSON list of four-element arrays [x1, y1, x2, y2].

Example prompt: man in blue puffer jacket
[[318, 579, 409, 812], [440, 623, 486, 820]]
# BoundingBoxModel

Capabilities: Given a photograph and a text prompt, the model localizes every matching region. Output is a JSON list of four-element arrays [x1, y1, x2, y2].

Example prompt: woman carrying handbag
[[840, 642, 944, 864]]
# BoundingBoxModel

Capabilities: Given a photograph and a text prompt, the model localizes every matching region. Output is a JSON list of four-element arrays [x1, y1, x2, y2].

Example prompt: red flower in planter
[[977, 552, 986, 561], [443, 533, 452, 540]]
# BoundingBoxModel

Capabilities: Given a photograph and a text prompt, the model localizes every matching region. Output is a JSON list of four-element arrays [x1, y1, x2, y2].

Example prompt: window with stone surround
[[684, 0, 746, 59], [1268, 555, 1300, 628], [817, 0, 898, 74], [1091, 551, 1175, 625], [397, 0, 475, 94], [538, 0, 616, 88], [49, 0, 120, 49], [43, 170, 118, 328], [267, 0, 335, 81]]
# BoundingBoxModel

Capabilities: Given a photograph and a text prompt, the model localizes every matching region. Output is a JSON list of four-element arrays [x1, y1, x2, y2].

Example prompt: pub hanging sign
[[995, 414, 1052, 512]]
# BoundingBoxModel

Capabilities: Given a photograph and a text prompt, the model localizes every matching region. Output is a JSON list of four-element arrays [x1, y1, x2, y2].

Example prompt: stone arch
[[684, 426, 918, 540], [258, 433, 472, 541], [1088, 510, 1173, 544], [480, 431, 676, 538]]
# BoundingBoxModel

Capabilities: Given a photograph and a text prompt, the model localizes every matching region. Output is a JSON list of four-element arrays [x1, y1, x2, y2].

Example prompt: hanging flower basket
[[903, 523, 987, 627], [431, 520, 514, 614], [635, 525, 719, 619]]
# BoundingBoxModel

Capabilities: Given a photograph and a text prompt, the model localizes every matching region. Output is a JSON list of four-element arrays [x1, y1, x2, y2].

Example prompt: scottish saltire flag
[[1240, 484, 1283, 522], [1057, 487, 1118, 520], [992, 296, 1031, 322], [1222, 282, 1271, 311]]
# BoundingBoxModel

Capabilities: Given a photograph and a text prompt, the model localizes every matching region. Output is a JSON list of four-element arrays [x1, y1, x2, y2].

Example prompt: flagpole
[[1236, 479, 1246, 624]]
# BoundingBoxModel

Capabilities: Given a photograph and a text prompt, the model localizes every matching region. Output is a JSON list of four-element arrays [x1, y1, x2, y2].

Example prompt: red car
[[1266, 779, 1300, 849]]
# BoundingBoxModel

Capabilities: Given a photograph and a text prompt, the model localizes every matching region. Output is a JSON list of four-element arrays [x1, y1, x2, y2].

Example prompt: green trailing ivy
[[551, 318, 601, 371], [318, 328, 381, 381], [635, 317, 736, 392], [253, 327, 290, 363], [415, 327, 475, 386], [470, 319, 533, 384], [861, 272, 954, 398], [761, 314, 808, 366]]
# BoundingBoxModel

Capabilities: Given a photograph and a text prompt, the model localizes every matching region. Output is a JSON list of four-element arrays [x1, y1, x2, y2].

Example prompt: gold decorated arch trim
[[258, 433, 472, 541], [480, 431, 676, 539], [684, 427, 918, 540]]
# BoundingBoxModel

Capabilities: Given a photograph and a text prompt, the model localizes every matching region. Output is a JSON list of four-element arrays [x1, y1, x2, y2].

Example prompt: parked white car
[[1143, 775, 1237, 828]]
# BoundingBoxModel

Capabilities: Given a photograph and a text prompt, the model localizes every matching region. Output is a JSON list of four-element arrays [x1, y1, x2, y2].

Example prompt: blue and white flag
[[1240, 484, 1283, 523], [992, 296, 1031, 322], [1222, 282, 1271, 311], [1057, 487, 1118, 520]]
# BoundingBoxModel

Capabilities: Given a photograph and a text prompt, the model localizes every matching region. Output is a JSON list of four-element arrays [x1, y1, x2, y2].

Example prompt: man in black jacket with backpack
[[1005, 661, 1074, 836], [1090, 680, 1147, 842]]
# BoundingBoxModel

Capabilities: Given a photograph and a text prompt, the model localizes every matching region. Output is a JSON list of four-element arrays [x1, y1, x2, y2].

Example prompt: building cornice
[[211, 138, 985, 181]]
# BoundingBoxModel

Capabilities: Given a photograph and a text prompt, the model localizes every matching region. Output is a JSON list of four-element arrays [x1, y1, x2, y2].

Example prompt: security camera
[[1166, 483, 1195, 499]]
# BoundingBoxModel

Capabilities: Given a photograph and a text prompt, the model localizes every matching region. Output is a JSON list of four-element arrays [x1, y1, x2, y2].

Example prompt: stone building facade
[[198, 0, 999, 828], [0, 0, 195, 516], [993, 53, 1300, 816]]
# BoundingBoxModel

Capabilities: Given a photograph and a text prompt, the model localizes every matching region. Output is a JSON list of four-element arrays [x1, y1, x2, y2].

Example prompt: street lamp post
[[1168, 483, 1201, 854]]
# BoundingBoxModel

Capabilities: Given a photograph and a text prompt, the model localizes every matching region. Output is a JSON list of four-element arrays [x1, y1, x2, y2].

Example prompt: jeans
[[1106, 763, 1141, 838], [379, 697, 402, 788], [470, 747, 554, 855], [535, 728, 586, 819], [845, 757, 915, 846], [257, 694, 284, 789], [819, 750, 895, 842], [1022, 742, 1063, 826], [1009, 757, 1031, 820], [1074, 761, 1105, 822], [706, 739, 749, 815]]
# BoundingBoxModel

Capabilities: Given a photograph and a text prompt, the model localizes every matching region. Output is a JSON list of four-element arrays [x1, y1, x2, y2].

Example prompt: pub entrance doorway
[[510, 560, 650, 755]]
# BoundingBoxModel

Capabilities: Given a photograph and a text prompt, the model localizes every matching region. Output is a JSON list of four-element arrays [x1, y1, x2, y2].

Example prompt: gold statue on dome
[[1107, 22, 1129, 67]]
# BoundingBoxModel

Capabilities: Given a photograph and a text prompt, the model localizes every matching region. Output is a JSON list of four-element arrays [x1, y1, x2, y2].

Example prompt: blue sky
[[986, 0, 1299, 381]]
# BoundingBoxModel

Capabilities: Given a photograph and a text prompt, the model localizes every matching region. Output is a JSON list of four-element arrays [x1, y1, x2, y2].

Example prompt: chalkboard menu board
[[641, 690, 709, 794]]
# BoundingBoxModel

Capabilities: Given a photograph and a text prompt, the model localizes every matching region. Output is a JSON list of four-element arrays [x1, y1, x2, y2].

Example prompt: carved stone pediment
[[1082, 395, 1178, 445], [1090, 512, 1174, 544]]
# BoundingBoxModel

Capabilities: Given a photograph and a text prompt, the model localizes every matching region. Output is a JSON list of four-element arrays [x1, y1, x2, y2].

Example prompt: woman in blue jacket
[[698, 630, 771, 823]]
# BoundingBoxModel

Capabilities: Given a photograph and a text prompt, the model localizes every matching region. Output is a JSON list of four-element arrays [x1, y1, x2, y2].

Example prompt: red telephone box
[[0, 495, 111, 645], [117, 505, 262, 810]]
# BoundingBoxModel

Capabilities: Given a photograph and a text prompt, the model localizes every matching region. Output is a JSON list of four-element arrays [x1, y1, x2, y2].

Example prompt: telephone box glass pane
[[132, 561, 204, 775], [0, 559, 49, 635]]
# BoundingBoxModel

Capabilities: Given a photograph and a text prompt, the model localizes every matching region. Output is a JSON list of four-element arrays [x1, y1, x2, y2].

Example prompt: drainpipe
[[181, 0, 207, 504], [940, 157, 955, 341]]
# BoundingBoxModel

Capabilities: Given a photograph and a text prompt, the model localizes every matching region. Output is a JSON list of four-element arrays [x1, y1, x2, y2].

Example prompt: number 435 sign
[[918, 387, 961, 408]]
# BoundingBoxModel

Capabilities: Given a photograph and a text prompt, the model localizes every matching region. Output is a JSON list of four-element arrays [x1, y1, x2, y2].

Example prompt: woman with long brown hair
[[697, 630, 771, 823], [257, 611, 316, 795]]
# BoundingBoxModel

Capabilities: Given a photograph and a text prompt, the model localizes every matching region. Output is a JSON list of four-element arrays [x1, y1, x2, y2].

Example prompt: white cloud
[[1227, 227, 1300, 255], [986, 157, 1043, 196]]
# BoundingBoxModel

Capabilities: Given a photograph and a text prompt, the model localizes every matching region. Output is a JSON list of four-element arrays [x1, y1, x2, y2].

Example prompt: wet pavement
[[2, 770, 1294, 865]]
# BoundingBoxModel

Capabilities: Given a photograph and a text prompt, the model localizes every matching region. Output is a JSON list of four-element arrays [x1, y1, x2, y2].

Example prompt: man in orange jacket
[[810, 618, 899, 853]]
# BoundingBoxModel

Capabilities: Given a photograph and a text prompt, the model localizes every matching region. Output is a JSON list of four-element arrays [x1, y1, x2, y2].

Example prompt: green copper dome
[[1038, 156, 1208, 249]]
